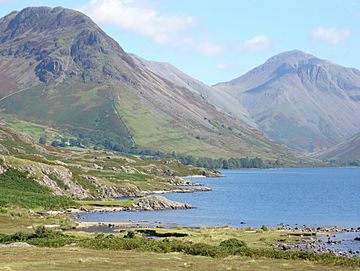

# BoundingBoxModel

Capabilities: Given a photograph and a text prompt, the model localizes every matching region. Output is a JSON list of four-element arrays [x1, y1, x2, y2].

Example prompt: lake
[[80, 168, 360, 228]]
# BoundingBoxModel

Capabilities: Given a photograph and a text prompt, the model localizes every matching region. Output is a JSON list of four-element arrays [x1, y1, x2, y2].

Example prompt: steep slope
[[315, 132, 360, 160], [215, 50, 360, 152], [0, 7, 296, 160], [130, 54, 256, 127], [0, 124, 219, 201]]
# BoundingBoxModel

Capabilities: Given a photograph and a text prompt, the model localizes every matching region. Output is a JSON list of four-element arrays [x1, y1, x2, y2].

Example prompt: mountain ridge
[[315, 132, 360, 160], [215, 50, 360, 153], [0, 6, 301, 162]]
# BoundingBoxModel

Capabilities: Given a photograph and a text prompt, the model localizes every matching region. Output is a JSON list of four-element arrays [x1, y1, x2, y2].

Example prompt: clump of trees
[[44, 131, 276, 169], [51, 138, 85, 148], [327, 159, 360, 167], [139, 150, 271, 169]]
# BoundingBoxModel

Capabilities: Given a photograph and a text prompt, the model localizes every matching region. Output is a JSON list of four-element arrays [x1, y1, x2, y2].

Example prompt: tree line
[[41, 134, 276, 169]]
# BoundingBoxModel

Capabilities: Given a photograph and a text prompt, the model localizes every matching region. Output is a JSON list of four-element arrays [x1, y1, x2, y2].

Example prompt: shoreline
[[72, 221, 360, 258]]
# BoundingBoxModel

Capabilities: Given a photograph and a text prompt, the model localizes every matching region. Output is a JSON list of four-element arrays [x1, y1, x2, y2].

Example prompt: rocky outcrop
[[131, 196, 192, 211], [81, 175, 142, 198], [0, 155, 91, 199], [87, 196, 192, 213], [35, 57, 64, 82]]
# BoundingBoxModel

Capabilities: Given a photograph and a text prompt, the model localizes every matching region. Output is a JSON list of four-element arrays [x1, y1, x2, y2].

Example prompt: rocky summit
[[215, 50, 360, 153]]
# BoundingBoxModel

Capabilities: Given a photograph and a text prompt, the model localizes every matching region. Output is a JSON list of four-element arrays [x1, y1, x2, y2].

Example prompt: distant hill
[[0, 7, 299, 161], [215, 50, 360, 152], [315, 132, 360, 160]]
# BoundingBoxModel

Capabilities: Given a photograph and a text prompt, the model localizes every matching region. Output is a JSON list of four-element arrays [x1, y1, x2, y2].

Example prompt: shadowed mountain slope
[[315, 132, 360, 160]]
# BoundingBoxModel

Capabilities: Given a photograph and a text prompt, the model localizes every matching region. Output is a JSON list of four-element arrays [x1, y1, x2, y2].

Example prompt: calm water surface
[[81, 168, 360, 227]]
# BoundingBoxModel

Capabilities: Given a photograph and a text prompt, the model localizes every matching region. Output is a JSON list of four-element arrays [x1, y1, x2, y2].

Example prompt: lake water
[[81, 168, 360, 228]]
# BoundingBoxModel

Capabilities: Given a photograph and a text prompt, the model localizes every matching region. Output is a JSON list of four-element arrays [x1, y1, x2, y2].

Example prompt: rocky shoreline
[[66, 196, 194, 216], [274, 224, 360, 258], [57, 174, 213, 217]]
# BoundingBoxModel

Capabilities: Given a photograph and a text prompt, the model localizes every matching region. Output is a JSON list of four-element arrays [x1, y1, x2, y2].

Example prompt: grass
[[93, 172, 152, 182], [0, 211, 75, 234], [1, 228, 359, 270], [146, 227, 299, 249], [115, 86, 230, 158], [77, 199, 137, 208], [0, 169, 76, 210], [0, 114, 64, 143], [48, 174, 69, 190], [1, 247, 356, 271]]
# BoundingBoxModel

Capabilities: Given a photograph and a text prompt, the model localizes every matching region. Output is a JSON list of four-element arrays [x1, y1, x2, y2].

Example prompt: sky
[[0, 0, 359, 85]]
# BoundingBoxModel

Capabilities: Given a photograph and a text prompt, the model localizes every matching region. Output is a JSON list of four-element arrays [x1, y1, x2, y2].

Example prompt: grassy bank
[[0, 227, 359, 269]]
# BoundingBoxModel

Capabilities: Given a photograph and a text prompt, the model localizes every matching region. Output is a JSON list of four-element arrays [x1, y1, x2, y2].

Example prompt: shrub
[[124, 231, 135, 239], [220, 238, 247, 249], [261, 225, 269, 231]]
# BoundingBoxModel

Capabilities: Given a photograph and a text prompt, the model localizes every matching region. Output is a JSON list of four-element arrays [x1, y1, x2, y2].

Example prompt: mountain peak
[[215, 49, 360, 152], [0, 6, 136, 84], [266, 50, 319, 66], [2, 6, 93, 37]]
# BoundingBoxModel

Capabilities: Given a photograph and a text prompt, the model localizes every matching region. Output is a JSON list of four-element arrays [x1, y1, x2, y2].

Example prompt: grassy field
[[1, 114, 66, 143], [0, 211, 359, 271], [0, 247, 357, 271], [142, 227, 302, 249], [0, 212, 75, 234]]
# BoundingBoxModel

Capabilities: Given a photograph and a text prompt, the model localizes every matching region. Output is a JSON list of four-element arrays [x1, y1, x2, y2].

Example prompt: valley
[[0, 4, 359, 271]]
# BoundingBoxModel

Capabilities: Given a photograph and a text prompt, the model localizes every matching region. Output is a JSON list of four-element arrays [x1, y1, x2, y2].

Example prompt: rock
[[0, 144, 9, 155], [93, 163, 103, 170], [354, 236, 360, 241], [130, 196, 192, 211], [46, 210, 63, 215], [35, 57, 64, 82], [0, 165, 6, 174], [81, 175, 141, 198]]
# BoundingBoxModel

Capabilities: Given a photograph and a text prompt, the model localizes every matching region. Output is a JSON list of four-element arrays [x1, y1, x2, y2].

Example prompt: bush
[[125, 231, 135, 239], [220, 238, 247, 249], [261, 225, 269, 231]]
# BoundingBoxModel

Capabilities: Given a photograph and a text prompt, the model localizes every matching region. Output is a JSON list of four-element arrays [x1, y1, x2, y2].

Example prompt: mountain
[[130, 54, 256, 127], [315, 132, 360, 160], [215, 50, 360, 152], [0, 7, 298, 161]]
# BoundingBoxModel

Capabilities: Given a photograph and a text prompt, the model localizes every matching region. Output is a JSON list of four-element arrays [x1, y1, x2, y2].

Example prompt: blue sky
[[0, 0, 359, 85]]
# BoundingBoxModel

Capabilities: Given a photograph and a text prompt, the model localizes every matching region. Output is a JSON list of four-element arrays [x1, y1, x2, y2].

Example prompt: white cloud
[[240, 35, 271, 52], [311, 27, 351, 44], [80, 0, 194, 44], [216, 63, 230, 70], [80, 0, 226, 56], [197, 42, 224, 55]]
